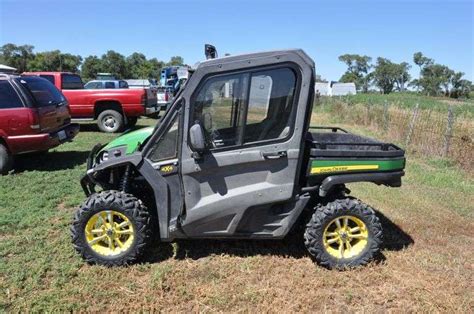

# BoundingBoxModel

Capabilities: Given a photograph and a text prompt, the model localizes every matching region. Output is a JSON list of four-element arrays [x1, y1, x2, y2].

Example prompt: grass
[[325, 92, 474, 118], [1, 114, 473, 311]]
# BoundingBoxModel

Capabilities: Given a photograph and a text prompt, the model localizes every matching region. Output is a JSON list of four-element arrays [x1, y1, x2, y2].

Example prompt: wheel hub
[[84, 210, 134, 256], [323, 215, 369, 259]]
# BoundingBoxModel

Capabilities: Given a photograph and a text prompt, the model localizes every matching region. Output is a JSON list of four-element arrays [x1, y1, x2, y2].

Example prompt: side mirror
[[189, 123, 206, 156]]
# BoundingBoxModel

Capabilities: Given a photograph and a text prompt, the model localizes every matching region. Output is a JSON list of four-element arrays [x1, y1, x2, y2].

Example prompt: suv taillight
[[165, 92, 169, 102], [28, 109, 40, 132], [141, 93, 146, 105]]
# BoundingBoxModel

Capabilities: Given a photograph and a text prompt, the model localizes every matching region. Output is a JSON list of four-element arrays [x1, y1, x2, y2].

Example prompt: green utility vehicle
[[73, 48, 405, 269]]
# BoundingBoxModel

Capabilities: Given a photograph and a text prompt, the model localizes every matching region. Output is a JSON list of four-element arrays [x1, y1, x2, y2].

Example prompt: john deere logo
[[161, 165, 174, 173]]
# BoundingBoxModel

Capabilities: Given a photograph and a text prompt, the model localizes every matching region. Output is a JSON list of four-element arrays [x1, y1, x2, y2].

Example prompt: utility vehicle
[[72, 48, 405, 269]]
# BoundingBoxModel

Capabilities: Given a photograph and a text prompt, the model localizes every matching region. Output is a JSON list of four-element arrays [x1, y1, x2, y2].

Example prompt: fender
[[319, 171, 404, 197]]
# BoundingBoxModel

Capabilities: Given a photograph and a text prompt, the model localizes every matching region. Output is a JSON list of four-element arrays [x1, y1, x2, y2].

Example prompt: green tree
[[28, 50, 81, 72], [81, 55, 103, 81], [0, 43, 35, 72], [338, 54, 372, 92], [372, 57, 398, 94], [100, 50, 128, 78], [167, 56, 184, 66]]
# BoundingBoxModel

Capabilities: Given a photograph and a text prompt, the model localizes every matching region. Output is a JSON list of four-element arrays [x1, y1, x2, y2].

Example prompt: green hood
[[102, 127, 154, 154]]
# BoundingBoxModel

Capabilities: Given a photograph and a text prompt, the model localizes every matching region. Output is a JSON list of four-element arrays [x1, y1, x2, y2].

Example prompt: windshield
[[16, 77, 66, 107]]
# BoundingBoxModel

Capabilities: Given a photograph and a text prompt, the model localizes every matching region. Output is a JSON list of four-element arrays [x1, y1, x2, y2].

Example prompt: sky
[[0, 0, 473, 81]]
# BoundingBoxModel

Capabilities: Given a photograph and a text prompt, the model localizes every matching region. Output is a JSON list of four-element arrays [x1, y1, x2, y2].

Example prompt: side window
[[105, 82, 115, 89], [119, 81, 128, 88], [244, 68, 296, 143], [61, 74, 83, 89], [149, 113, 180, 162], [192, 73, 246, 148], [0, 81, 23, 109]]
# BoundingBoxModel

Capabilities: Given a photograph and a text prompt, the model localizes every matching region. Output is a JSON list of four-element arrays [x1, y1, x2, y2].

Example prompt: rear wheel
[[0, 144, 13, 175], [304, 198, 382, 269], [71, 190, 151, 266], [97, 110, 124, 133]]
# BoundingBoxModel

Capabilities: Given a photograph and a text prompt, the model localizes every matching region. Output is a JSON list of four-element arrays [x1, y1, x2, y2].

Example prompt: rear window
[[0, 81, 23, 109], [16, 77, 66, 108], [61, 74, 83, 89]]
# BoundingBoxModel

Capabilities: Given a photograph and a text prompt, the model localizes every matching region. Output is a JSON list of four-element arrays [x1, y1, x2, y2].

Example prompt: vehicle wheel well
[[94, 101, 123, 119], [0, 138, 10, 152]]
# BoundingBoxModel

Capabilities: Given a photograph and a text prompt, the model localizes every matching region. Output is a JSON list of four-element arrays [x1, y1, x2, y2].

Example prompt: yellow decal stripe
[[311, 164, 379, 174]]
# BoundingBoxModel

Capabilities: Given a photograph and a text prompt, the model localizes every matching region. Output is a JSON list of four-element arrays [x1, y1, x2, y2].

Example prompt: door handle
[[262, 151, 287, 159]]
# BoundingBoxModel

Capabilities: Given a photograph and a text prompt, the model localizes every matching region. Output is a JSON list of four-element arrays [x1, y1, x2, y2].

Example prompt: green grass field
[[323, 92, 474, 117], [1, 113, 473, 311]]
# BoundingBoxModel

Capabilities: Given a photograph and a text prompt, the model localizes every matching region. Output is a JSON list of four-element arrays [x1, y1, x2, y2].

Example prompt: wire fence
[[318, 97, 474, 172]]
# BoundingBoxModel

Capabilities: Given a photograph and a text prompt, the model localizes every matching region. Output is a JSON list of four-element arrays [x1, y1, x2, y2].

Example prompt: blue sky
[[1, 0, 473, 81]]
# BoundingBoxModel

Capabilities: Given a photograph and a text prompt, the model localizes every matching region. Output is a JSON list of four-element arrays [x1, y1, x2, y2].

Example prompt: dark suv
[[0, 74, 79, 174]]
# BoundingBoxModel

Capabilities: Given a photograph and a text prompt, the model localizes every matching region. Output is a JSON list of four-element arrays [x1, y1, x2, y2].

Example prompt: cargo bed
[[304, 126, 405, 195]]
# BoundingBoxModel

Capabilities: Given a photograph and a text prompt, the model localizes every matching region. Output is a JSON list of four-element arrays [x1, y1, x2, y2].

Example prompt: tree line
[[337, 53, 472, 98], [0, 43, 185, 82]]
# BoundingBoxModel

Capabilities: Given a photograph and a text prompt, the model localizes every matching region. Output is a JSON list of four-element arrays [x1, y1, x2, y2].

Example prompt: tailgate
[[144, 88, 157, 107], [36, 104, 70, 132]]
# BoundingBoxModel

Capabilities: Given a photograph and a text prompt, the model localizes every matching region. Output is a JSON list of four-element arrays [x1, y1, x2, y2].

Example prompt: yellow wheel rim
[[323, 215, 368, 259], [85, 210, 135, 256]]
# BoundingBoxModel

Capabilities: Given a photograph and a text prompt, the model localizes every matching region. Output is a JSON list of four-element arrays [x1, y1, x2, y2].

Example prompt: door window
[[244, 68, 296, 143], [192, 73, 246, 148], [0, 81, 23, 109], [105, 82, 115, 89]]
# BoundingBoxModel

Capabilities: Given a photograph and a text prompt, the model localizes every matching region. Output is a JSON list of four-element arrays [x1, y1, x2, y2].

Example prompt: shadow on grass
[[376, 210, 415, 250], [13, 150, 90, 173], [143, 210, 414, 264], [78, 123, 149, 133]]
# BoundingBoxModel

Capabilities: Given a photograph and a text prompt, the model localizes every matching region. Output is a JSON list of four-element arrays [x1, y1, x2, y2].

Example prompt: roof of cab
[[197, 49, 315, 69]]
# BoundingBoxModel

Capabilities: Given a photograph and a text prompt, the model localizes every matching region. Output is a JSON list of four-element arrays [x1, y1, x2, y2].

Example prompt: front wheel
[[304, 198, 382, 269], [71, 191, 151, 266], [97, 110, 124, 133]]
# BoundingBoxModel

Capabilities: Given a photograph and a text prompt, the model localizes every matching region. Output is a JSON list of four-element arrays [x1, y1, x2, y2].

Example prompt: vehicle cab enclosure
[[82, 50, 404, 242]]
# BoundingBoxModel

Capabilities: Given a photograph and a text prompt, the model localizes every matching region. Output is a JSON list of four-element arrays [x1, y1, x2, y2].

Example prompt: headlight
[[97, 151, 109, 164]]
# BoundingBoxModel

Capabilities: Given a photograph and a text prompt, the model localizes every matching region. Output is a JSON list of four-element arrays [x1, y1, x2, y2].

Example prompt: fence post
[[405, 103, 419, 147], [443, 105, 455, 157], [365, 101, 371, 125], [383, 100, 389, 132]]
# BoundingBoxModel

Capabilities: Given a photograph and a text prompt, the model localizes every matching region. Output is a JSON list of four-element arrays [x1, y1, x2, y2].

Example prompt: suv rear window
[[61, 74, 83, 89], [16, 77, 66, 108]]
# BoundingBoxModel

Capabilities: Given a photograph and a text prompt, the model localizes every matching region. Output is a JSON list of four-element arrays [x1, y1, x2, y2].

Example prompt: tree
[[81, 55, 103, 81], [338, 54, 372, 92], [394, 62, 411, 91], [315, 74, 327, 82], [372, 57, 398, 94], [28, 50, 82, 72], [0, 43, 35, 72], [167, 56, 184, 66], [100, 50, 128, 78]]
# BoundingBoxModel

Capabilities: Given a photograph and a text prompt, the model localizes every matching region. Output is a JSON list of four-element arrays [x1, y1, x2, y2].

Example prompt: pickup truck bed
[[305, 127, 405, 195]]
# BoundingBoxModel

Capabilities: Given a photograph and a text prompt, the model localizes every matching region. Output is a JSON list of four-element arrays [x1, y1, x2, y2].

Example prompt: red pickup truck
[[0, 74, 79, 174], [22, 72, 158, 133]]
